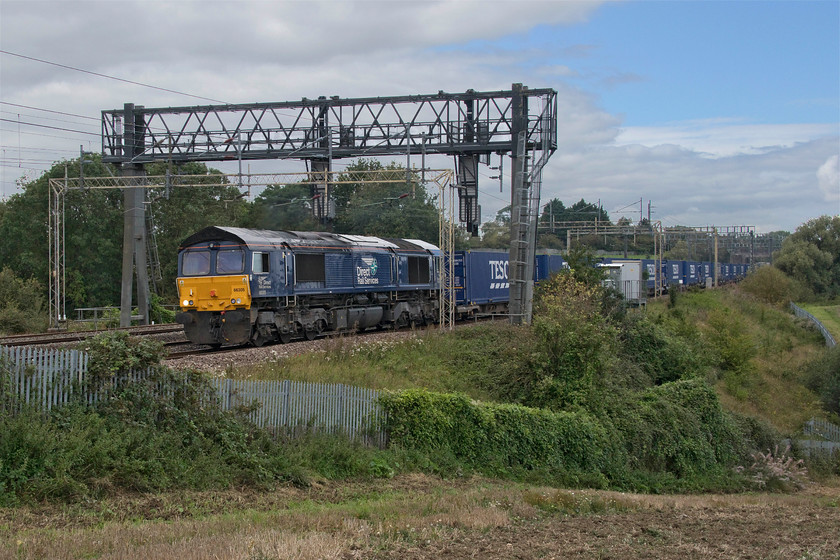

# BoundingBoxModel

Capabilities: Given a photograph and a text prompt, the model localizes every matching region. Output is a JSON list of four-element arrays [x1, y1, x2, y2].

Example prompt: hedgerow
[[379, 389, 626, 484], [607, 379, 745, 477]]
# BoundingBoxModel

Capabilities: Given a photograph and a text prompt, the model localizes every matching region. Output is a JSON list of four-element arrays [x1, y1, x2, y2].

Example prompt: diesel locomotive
[[175, 226, 441, 346]]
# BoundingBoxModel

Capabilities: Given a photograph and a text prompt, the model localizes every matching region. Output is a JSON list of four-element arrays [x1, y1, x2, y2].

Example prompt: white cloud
[[1, 0, 836, 234], [817, 155, 840, 202], [615, 121, 838, 158]]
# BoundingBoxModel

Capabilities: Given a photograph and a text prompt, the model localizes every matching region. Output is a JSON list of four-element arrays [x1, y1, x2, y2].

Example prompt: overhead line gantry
[[73, 84, 558, 327]]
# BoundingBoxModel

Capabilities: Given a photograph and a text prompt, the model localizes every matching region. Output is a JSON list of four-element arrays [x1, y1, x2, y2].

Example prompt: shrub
[[0, 267, 48, 334], [530, 274, 618, 409], [379, 389, 626, 482], [804, 346, 840, 416], [704, 308, 756, 376], [740, 266, 794, 305], [617, 314, 705, 385], [608, 379, 744, 477], [78, 331, 166, 386]]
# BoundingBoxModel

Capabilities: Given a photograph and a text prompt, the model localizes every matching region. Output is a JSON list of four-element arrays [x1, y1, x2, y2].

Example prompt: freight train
[[174, 226, 746, 347], [174, 227, 568, 346], [601, 257, 749, 305]]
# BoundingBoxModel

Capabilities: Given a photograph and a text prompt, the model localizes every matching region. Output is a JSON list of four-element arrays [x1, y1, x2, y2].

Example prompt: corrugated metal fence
[[790, 302, 837, 348], [1, 345, 386, 447], [805, 418, 840, 442]]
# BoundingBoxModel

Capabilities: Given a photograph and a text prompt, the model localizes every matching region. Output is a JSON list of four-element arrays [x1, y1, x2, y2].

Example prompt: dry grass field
[[3, 474, 839, 560]]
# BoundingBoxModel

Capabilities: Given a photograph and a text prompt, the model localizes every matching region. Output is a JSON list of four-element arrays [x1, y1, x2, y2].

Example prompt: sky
[[1, 0, 838, 235]]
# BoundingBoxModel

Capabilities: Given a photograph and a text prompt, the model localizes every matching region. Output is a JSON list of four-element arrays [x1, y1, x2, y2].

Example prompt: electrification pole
[[119, 104, 151, 327]]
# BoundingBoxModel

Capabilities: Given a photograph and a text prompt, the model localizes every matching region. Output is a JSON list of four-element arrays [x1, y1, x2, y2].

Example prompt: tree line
[[0, 154, 837, 332], [0, 157, 440, 315]]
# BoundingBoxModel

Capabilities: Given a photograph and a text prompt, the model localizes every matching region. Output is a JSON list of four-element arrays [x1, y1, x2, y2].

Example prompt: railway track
[[0, 324, 185, 348], [161, 316, 489, 362]]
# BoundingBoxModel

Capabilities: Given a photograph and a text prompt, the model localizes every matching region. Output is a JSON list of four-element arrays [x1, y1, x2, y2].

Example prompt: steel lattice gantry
[[101, 84, 558, 326], [101, 84, 557, 234]]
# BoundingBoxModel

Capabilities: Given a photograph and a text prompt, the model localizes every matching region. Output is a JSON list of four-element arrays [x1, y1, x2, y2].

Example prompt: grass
[[230, 321, 533, 403], [649, 286, 828, 434], [0, 477, 535, 559], [232, 286, 830, 438], [3, 474, 838, 560], [800, 302, 840, 342]]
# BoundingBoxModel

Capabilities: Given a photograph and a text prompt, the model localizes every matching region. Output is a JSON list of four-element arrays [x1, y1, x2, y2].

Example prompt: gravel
[[164, 328, 425, 374]]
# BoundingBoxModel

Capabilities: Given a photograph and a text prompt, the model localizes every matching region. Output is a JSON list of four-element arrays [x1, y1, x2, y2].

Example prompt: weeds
[[736, 444, 809, 492], [524, 489, 636, 516]]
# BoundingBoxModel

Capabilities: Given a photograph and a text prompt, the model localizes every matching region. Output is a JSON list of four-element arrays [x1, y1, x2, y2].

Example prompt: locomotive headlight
[[189, 300, 194, 306], [236, 298, 242, 304], [231, 298, 236, 304], [182, 299, 189, 306]]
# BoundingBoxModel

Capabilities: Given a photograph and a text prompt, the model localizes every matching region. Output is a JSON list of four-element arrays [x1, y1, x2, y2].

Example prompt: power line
[[0, 109, 100, 130], [0, 127, 99, 143], [0, 144, 80, 154], [0, 49, 229, 104], [0, 117, 99, 137], [0, 101, 99, 121]]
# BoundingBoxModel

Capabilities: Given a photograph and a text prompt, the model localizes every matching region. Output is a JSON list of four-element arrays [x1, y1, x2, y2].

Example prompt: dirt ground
[[3, 475, 839, 560], [370, 492, 840, 559]]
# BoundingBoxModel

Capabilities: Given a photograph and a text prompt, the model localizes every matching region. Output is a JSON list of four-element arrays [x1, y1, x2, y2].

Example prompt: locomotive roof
[[179, 226, 439, 254]]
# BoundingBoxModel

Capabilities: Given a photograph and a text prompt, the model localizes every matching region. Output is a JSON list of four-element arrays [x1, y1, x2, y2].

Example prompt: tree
[[562, 245, 607, 289], [332, 159, 439, 241], [0, 267, 48, 334], [540, 198, 610, 230], [773, 215, 840, 299], [241, 182, 320, 232], [471, 207, 510, 249], [0, 157, 247, 309], [0, 155, 124, 308]]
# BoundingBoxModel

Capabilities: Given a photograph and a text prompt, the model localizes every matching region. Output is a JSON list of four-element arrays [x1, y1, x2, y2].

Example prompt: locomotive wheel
[[304, 329, 317, 341], [278, 332, 292, 344]]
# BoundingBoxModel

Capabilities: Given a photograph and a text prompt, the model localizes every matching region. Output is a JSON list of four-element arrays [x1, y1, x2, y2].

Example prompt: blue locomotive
[[176, 227, 441, 346]]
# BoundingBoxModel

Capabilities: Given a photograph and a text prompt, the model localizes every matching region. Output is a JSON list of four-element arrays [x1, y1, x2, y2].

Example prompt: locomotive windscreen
[[182, 250, 210, 276], [217, 249, 245, 274]]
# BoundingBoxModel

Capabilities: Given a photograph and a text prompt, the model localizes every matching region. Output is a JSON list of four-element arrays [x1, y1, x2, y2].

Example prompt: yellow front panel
[[177, 275, 251, 311]]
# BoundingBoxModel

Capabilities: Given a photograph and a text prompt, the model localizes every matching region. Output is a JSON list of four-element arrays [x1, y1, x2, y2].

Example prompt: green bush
[[704, 308, 756, 376], [78, 331, 166, 386], [529, 274, 618, 409], [0, 267, 49, 334], [740, 266, 794, 305], [0, 365, 403, 504], [149, 293, 176, 324], [607, 379, 745, 478], [380, 389, 626, 482], [805, 346, 840, 416], [617, 314, 705, 385]]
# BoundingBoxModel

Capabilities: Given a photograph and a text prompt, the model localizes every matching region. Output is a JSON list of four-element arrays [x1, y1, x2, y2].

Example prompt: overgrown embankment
[[2, 274, 837, 505]]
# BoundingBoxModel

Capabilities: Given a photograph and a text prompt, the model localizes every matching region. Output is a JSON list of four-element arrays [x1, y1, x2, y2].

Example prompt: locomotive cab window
[[407, 256, 430, 284], [296, 253, 325, 283], [216, 249, 245, 274], [252, 252, 270, 274], [182, 250, 210, 276]]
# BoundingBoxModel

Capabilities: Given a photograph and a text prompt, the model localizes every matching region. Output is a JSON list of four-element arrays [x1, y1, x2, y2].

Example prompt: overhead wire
[[0, 101, 99, 121], [0, 50, 230, 105], [0, 117, 99, 137], [0, 109, 100, 131]]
